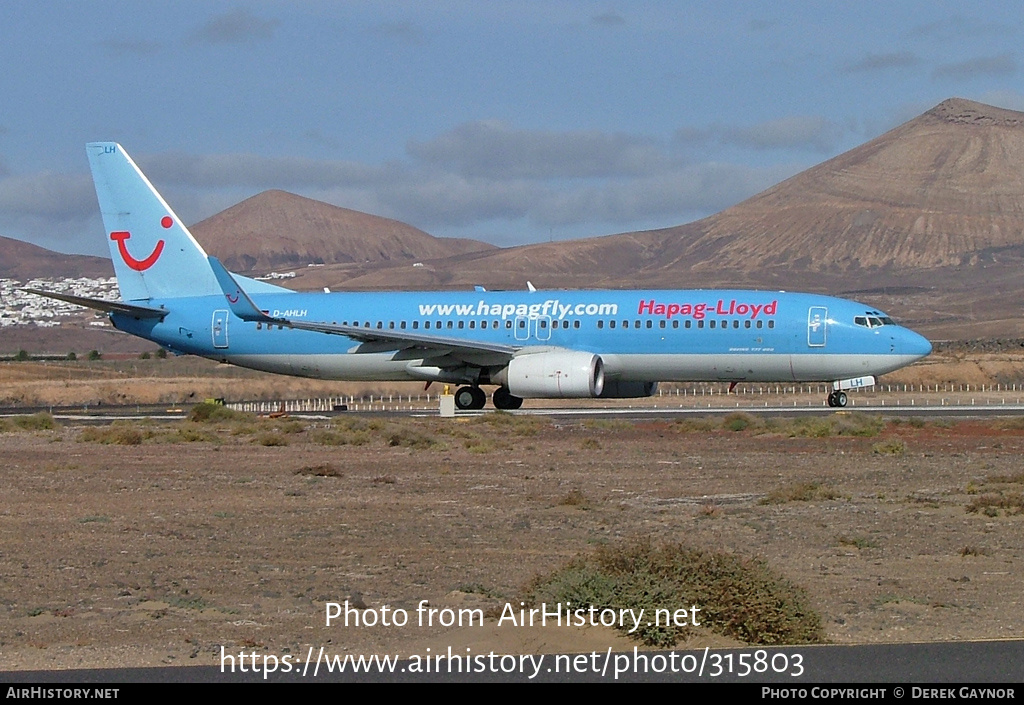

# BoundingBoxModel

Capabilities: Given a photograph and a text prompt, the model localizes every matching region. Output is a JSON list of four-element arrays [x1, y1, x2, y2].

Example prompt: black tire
[[455, 385, 486, 410], [835, 391, 848, 408], [492, 387, 524, 410]]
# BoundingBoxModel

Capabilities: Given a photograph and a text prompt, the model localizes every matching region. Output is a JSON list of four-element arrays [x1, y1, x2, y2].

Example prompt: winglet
[[208, 256, 276, 323]]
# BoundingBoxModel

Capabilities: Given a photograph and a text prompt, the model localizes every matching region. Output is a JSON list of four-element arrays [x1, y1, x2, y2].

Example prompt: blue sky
[[1, 1, 1022, 255]]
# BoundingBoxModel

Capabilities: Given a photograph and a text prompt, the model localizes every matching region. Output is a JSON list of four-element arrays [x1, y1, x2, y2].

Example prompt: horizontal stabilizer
[[23, 289, 167, 319]]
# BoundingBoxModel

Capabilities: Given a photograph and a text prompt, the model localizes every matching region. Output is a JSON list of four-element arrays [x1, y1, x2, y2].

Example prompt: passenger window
[[698, 321, 704, 329], [458, 321, 464, 329], [733, 320, 739, 329], [634, 320, 640, 329], [598, 320, 604, 329], [685, 320, 691, 329], [413, 321, 419, 329], [401, 321, 407, 329], [710, 321, 716, 329], [660, 320, 666, 329], [756, 321, 763, 329], [646, 320, 652, 329], [744, 320, 751, 329], [573, 321, 580, 329], [505, 321, 512, 329], [425, 321, 431, 329], [610, 321, 616, 329], [768, 320, 775, 329]]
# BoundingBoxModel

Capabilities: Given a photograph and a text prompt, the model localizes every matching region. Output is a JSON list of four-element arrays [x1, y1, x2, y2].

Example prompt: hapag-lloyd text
[[639, 298, 778, 320]]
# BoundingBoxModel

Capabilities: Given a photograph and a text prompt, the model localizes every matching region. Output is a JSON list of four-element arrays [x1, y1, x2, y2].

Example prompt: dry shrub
[[521, 538, 823, 647], [760, 482, 840, 505], [557, 488, 588, 508], [79, 422, 148, 445], [294, 463, 342, 477], [872, 439, 906, 456], [967, 492, 1024, 517]]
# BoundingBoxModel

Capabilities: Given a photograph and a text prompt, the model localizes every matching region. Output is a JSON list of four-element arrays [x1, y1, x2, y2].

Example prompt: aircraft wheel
[[827, 391, 848, 408], [455, 385, 486, 410], [492, 387, 524, 410]]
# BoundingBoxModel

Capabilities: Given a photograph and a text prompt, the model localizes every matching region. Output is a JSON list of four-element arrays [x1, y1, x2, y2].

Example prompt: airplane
[[26, 142, 932, 410]]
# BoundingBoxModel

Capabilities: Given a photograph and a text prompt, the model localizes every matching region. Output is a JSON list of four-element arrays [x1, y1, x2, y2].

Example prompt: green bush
[[188, 402, 248, 423]]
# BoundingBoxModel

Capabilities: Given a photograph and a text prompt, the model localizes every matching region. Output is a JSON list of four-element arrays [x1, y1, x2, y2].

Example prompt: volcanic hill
[[0, 235, 112, 280], [190, 190, 494, 274], [315, 98, 1024, 294], [657, 97, 1024, 275]]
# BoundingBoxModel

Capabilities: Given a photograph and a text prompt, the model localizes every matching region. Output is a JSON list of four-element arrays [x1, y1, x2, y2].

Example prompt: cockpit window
[[855, 312, 896, 328]]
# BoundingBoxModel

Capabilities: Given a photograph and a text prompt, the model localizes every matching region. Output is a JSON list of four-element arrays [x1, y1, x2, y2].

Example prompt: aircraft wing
[[23, 289, 167, 319], [207, 256, 518, 359]]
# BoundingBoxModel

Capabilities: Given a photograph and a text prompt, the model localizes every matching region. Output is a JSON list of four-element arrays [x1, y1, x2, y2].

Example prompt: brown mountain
[[655, 97, 1024, 274], [190, 190, 495, 273], [0, 235, 112, 280], [282, 98, 1024, 339], [315, 98, 1024, 293]]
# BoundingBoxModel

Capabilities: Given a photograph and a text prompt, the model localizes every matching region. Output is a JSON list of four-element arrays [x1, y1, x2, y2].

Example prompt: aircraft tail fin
[[86, 142, 222, 302]]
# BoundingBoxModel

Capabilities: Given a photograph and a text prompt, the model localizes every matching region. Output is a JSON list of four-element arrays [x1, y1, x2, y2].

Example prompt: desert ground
[[0, 396, 1022, 672]]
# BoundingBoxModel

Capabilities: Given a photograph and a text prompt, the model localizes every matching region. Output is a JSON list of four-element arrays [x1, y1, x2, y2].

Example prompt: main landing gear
[[827, 390, 848, 408], [453, 386, 524, 410], [492, 386, 524, 410], [454, 385, 487, 410]]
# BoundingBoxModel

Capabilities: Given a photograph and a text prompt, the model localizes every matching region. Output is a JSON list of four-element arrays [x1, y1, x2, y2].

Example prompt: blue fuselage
[[111, 288, 931, 385]]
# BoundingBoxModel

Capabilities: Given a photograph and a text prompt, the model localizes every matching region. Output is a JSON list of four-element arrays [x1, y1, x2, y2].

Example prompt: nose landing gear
[[827, 390, 848, 408]]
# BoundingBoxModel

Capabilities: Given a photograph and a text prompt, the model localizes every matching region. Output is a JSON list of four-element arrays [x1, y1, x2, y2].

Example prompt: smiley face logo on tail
[[109, 216, 172, 271]]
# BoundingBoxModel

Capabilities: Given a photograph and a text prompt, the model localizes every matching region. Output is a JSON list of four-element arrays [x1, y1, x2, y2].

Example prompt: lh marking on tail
[[110, 231, 165, 271]]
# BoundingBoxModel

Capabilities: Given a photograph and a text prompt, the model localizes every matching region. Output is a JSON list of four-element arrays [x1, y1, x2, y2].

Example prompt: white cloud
[[406, 121, 671, 179], [977, 90, 1024, 111], [841, 52, 920, 74], [190, 9, 280, 45], [933, 53, 1017, 81], [677, 116, 844, 153]]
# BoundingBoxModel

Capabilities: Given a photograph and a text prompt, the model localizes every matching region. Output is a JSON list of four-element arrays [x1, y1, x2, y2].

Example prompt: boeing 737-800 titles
[[27, 143, 932, 410]]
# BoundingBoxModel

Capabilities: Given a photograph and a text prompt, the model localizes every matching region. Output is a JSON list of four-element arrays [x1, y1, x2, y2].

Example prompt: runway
[[5, 401, 1024, 423]]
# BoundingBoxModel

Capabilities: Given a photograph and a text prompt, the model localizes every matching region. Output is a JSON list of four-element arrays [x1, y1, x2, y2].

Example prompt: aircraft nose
[[900, 328, 932, 360]]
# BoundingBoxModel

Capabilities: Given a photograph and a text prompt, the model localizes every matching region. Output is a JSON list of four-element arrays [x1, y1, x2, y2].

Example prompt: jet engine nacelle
[[598, 380, 658, 398], [499, 351, 605, 398]]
